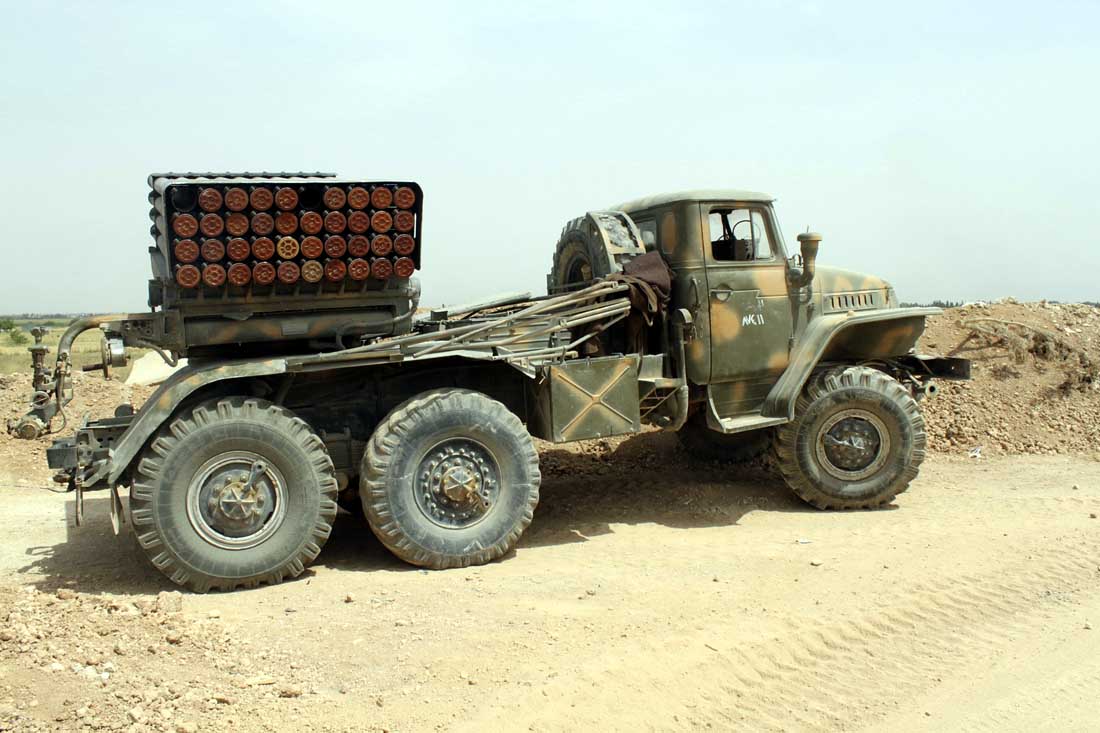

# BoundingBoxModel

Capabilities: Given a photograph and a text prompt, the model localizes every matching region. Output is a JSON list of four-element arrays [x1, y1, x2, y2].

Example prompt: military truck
[[10, 174, 968, 592]]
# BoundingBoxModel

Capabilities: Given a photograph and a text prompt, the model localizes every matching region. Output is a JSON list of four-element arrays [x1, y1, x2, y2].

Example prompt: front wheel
[[773, 366, 926, 509], [360, 389, 541, 569], [129, 397, 339, 592]]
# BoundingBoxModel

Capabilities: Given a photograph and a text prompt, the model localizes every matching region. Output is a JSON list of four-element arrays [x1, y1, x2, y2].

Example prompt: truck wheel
[[360, 388, 540, 569], [677, 414, 773, 463], [547, 212, 646, 293], [129, 397, 338, 592], [773, 366, 926, 509]]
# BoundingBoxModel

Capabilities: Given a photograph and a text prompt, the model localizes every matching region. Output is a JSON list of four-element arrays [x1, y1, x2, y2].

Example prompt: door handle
[[711, 289, 732, 302]]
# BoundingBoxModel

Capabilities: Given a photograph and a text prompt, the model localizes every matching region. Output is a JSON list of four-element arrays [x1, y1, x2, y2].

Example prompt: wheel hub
[[816, 410, 890, 480], [416, 439, 499, 529], [187, 452, 287, 549]]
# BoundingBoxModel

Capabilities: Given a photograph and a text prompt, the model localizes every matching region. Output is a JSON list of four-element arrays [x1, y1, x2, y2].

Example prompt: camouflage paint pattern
[[616, 190, 939, 422]]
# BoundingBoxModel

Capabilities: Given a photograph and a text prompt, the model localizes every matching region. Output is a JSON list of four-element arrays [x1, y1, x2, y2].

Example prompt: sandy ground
[[2, 440, 1099, 732]]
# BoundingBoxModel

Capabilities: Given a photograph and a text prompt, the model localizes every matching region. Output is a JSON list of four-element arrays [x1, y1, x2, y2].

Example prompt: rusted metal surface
[[394, 186, 416, 209], [176, 264, 200, 288], [224, 187, 248, 211], [253, 261, 276, 285], [249, 187, 274, 210], [226, 237, 251, 261], [199, 213, 224, 237], [301, 260, 324, 283], [202, 263, 226, 287], [370, 258, 393, 280], [251, 212, 274, 236], [347, 186, 370, 209], [252, 236, 275, 260], [394, 234, 415, 255], [227, 262, 252, 286], [371, 234, 393, 256], [300, 211, 323, 235], [371, 186, 393, 209], [225, 212, 249, 237], [173, 239, 199, 263], [172, 213, 198, 238], [275, 211, 298, 235], [348, 257, 370, 280], [394, 211, 415, 233], [394, 257, 415, 278], [200, 239, 225, 262], [198, 188, 223, 212], [277, 261, 300, 284], [348, 234, 370, 257], [324, 235, 347, 258], [324, 259, 347, 282], [324, 210, 347, 234], [347, 210, 370, 234], [371, 210, 392, 233], [275, 187, 299, 210], [300, 235, 324, 259], [323, 186, 346, 209]]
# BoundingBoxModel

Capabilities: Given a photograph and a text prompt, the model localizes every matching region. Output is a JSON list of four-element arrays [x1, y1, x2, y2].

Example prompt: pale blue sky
[[1, 0, 1097, 312]]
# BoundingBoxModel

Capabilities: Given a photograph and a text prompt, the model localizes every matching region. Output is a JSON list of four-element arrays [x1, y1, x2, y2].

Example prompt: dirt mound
[[918, 300, 1100, 456], [0, 373, 154, 488]]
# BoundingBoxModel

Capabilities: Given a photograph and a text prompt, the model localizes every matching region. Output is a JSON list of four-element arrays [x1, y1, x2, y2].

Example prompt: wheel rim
[[414, 438, 500, 529], [186, 450, 288, 550], [815, 409, 890, 481]]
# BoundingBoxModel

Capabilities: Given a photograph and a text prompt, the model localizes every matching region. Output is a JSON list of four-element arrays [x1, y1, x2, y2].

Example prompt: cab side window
[[709, 208, 773, 262], [635, 219, 657, 251]]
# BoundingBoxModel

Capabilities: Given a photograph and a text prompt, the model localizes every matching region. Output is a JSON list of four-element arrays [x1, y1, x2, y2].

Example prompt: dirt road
[[2, 438, 1099, 732]]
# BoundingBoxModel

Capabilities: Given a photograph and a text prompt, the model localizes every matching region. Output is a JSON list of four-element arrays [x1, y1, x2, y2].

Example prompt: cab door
[[704, 205, 793, 388]]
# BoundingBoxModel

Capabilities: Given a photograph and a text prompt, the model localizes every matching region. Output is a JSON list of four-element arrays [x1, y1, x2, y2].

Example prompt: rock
[[810, 560, 824, 567], [156, 592, 183, 613], [278, 687, 302, 698], [247, 676, 276, 686], [344, 594, 356, 604], [165, 630, 184, 645], [56, 588, 77, 601], [113, 641, 126, 655], [206, 610, 221, 619], [49, 662, 64, 672], [1091, 513, 1098, 519], [0, 629, 13, 641], [128, 706, 146, 723], [176, 723, 199, 733], [1086, 622, 1093, 630], [80, 666, 100, 682]]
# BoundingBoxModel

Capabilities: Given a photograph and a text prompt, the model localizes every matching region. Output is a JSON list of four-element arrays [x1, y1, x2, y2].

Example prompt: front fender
[[108, 358, 288, 484], [762, 307, 940, 420]]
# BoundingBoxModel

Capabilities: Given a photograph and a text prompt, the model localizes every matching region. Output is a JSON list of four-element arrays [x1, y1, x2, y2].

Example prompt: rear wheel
[[129, 397, 338, 592], [360, 389, 541, 569], [773, 366, 926, 509]]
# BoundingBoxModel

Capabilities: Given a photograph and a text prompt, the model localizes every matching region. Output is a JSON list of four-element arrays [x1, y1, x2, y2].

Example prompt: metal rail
[[292, 280, 632, 370]]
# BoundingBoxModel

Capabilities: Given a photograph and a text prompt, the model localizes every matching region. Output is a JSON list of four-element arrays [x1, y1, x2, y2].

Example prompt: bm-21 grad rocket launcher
[[8, 172, 424, 439]]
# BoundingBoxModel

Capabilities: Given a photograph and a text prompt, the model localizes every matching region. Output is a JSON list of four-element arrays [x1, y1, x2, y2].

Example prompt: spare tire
[[547, 211, 647, 294]]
